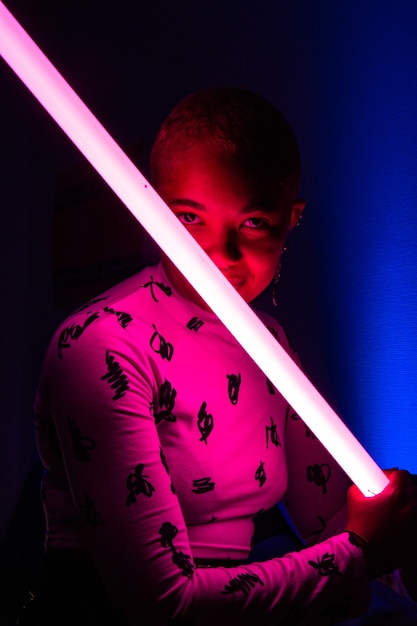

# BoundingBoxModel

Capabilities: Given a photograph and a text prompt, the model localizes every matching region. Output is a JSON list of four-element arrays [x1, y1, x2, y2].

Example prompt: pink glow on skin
[[0, 0, 389, 496]]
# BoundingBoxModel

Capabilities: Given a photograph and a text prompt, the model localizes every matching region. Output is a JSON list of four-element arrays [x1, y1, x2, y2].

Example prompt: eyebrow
[[169, 199, 206, 210], [168, 198, 279, 214]]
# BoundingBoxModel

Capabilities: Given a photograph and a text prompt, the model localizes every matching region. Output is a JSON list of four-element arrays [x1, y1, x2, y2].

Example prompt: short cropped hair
[[150, 86, 301, 207]]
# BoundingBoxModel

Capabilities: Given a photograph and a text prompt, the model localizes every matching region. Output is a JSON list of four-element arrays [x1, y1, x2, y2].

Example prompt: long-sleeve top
[[34, 262, 370, 625]]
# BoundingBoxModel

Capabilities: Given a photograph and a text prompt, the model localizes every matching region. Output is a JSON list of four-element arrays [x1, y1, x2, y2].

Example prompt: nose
[[206, 227, 241, 269]]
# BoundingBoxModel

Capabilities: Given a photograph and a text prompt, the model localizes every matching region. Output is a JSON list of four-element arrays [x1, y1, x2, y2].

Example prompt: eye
[[242, 217, 270, 229], [177, 212, 201, 225]]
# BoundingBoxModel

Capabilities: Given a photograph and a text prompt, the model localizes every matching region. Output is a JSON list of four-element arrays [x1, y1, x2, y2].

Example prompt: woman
[[27, 87, 417, 625]]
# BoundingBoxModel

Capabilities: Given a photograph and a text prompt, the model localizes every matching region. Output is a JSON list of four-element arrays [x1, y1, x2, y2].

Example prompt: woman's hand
[[346, 469, 417, 578]]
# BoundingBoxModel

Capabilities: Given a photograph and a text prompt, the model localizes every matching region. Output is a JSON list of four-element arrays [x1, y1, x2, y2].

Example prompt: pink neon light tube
[[0, 1, 389, 496]]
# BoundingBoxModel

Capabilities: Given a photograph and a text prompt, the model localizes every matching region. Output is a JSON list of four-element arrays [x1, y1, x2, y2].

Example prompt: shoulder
[[46, 265, 169, 361], [255, 309, 297, 358]]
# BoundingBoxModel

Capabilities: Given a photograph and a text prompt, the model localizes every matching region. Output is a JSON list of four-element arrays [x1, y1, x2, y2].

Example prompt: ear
[[289, 199, 306, 230]]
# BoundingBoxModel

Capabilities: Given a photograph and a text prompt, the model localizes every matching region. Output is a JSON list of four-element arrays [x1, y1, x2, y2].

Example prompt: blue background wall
[[306, 2, 417, 473], [1, 0, 416, 556]]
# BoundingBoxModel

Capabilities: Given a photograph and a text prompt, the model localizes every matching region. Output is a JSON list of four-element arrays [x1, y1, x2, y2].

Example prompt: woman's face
[[157, 147, 303, 309]]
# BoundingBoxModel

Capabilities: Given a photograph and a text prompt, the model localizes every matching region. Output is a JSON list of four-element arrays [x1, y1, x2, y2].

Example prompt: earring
[[272, 262, 281, 307], [272, 243, 288, 307]]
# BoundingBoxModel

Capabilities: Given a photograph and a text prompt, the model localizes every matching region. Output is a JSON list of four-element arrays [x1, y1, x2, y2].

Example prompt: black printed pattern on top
[[197, 401, 213, 444], [186, 316, 204, 331], [126, 463, 155, 505], [57, 312, 100, 359], [67, 416, 96, 462], [150, 324, 174, 361], [226, 373, 241, 405], [285, 405, 316, 439], [160, 447, 176, 494], [153, 379, 177, 424], [80, 491, 104, 528], [307, 463, 331, 495], [221, 573, 265, 596], [192, 477, 215, 494], [103, 306, 133, 329], [266, 416, 281, 448], [266, 377, 275, 395], [255, 461, 266, 487], [159, 522, 194, 578], [311, 515, 327, 538], [308, 552, 341, 577], [101, 351, 130, 400], [142, 277, 172, 302]]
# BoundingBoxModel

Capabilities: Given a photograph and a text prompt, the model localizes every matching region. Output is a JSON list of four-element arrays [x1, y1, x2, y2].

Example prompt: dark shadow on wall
[[0, 461, 45, 625]]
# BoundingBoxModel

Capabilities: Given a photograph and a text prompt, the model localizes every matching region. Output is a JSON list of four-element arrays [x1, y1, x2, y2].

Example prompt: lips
[[225, 275, 246, 288]]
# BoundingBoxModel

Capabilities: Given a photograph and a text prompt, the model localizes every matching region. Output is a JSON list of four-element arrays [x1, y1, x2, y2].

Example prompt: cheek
[[244, 237, 284, 266], [246, 249, 281, 287], [189, 230, 207, 250]]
